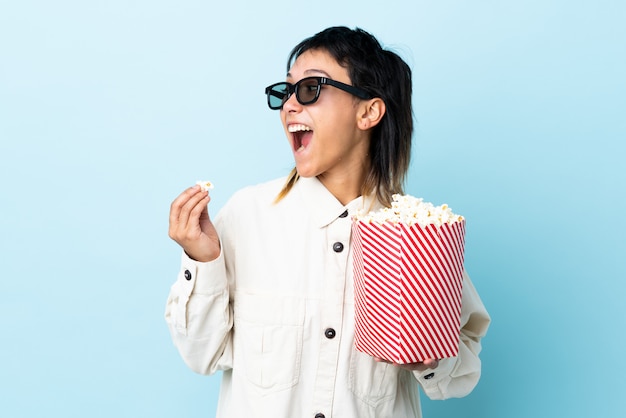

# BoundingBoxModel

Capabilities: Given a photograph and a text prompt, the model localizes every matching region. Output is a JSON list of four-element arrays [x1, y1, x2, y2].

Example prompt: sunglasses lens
[[265, 78, 322, 109], [267, 83, 289, 109], [297, 78, 320, 104]]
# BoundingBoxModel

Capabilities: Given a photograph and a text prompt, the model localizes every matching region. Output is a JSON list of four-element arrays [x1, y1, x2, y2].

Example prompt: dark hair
[[276, 26, 413, 207]]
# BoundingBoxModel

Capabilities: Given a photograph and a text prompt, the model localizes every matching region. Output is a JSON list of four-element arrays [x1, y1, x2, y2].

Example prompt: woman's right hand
[[168, 185, 221, 262]]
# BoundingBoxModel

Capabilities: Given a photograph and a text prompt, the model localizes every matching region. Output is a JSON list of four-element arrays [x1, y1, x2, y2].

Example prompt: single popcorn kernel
[[196, 180, 214, 192]]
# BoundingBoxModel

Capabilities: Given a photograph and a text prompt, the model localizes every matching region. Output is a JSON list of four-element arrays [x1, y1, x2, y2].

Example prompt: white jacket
[[165, 176, 490, 418]]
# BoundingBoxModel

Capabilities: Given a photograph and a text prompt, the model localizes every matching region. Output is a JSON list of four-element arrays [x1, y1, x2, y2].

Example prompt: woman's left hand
[[374, 357, 440, 372]]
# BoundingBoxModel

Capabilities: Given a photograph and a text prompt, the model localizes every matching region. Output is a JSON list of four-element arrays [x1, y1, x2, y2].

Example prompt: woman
[[166, 26, 490, 418]]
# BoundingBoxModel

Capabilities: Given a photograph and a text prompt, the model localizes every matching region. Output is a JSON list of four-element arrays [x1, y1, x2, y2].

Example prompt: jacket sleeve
[[164, 207, 235, 375], [414, 271, 491, 399], [164, 250, 233, 375]]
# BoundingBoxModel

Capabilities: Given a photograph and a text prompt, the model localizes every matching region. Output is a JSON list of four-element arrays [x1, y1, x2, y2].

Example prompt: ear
[[357, 98, 386, 131]]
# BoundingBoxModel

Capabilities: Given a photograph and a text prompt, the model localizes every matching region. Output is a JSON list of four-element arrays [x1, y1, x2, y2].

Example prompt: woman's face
[[280, 49, 371, 182]]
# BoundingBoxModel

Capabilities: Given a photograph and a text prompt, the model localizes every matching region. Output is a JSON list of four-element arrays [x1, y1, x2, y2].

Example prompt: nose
[[281, 91, 302, 113]]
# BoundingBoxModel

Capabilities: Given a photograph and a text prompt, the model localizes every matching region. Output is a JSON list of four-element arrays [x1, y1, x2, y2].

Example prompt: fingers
[[169, 185, 210, 241], [423, 358, 439, 369], [374, 357, 440, 372], [182, 189, 211, 226], [168, 185, 222, 262]]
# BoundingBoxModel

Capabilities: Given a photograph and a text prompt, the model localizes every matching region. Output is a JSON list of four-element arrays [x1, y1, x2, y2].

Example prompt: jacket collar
[[296, 177, 384, 228]]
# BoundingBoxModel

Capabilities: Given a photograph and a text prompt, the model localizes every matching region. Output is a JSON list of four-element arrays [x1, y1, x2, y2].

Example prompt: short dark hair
[[277, 26, 413, 206]]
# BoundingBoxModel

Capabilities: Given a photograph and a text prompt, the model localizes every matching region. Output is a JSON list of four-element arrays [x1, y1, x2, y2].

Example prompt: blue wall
[[1, 1, 624, 417]]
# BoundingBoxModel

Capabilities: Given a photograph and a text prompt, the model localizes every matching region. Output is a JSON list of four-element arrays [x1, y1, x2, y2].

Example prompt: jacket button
[[324, 328, 336, 339], [315, 414, 325, 418], [339, 210, 349, 218], [332, 242, 344, 252], [184, 269, 192, 281], [424, 372, 435, 380]]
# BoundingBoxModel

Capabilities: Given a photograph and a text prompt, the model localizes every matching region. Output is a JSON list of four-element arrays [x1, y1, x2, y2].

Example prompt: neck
[[318, 165, 368, 206]]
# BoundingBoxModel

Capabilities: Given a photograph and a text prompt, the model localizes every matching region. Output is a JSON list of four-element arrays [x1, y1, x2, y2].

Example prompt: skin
[[280, 49, 384, 205], [168, 48, 439, 373]]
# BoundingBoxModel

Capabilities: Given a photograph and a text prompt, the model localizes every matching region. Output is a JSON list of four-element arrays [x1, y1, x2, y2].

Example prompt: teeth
[[288, 124, 312, 133]]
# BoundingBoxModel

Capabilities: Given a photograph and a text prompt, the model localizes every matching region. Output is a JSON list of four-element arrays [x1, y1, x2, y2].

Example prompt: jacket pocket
[[234, 291, 305, 394], [348, 348, 399, 414]]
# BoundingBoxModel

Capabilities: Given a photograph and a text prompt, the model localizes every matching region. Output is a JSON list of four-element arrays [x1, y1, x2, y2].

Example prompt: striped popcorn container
[[352, 219, 466, 363]]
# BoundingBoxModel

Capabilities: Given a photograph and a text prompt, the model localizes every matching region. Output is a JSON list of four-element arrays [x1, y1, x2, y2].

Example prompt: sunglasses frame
[[265, 76, 373, 110]]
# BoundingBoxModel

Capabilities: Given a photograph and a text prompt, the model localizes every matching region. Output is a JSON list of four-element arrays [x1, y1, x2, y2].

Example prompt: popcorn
[[352, 194, 466, 363], [196, 180, 214, 192], [353, 194, 463, 227]]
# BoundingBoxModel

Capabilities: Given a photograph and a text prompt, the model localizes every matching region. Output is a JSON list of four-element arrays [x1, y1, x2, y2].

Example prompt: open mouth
[[288, 124, 313, 152]]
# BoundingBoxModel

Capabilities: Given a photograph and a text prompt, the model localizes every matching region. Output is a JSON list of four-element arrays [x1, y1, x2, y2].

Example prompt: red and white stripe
[[353, 220, 466, 363]]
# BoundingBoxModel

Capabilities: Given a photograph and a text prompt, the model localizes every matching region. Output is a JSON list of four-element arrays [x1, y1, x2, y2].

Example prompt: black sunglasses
[[264, 76, 373, 110]]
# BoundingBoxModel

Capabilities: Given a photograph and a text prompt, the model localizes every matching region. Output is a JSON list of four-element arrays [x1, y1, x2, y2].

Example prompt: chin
[[294, 164, 320, 179]]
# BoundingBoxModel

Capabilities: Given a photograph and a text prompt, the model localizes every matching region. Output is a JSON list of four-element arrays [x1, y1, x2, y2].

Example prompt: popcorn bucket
[[352, 219, 466, 363]]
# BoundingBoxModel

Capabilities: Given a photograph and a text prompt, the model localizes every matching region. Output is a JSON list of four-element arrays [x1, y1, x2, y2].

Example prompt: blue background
[[1, 1, 625, 417]]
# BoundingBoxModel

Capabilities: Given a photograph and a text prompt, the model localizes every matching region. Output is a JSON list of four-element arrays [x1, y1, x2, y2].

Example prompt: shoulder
[[230, 177, 287, 204], [218, 177, 288, 217], [214, 177, 295, 238]]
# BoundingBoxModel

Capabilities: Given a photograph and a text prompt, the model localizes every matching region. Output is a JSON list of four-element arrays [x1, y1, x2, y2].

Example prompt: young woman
[[166, 26, 490, 418]]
